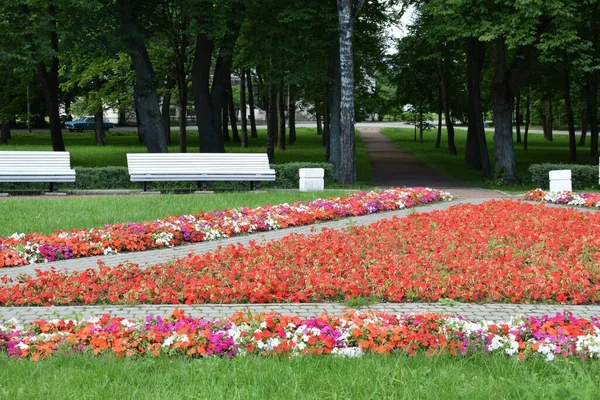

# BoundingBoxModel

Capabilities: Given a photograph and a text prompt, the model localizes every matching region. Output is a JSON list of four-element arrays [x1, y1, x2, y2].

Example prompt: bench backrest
[[127, 153, 274, 174], [0, 151, 74, 173]]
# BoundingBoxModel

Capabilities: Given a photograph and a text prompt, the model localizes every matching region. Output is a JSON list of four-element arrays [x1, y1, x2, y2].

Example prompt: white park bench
[[0, 151, 76, 192], [126, 153, 276, 191]]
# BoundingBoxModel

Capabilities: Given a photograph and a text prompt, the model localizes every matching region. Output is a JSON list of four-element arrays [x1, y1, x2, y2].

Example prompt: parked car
[[65, 116, 114, 132]]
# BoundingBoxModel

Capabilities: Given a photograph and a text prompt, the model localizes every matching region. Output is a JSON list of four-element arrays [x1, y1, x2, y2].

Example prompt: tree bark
[[161, 79, 175, 147], [543, 97, 553, 141], [246, 69, 258, 139], [94, 80, 105, 146], [277, 84, 286, 150], [240, 70, 248, 148], [336, 0, 357, 184], [222, 101, 230, 142], [228, 77, 240, 143], [437, 57, 457, 155], [587, 8, 599, 163], [435, 84, 442, 149], [266, 81, 277, 163], [323, 86, 329, 149], [419, 102, 424, 143], [0, 124, 10, 144], [563, 68, 576, 162], [288, 85, 296, 145], [579, 110, 588, 146], [192, 35, 223, 153], [37, 3, 65, 152], [316, 112, 323, 135], [515, 90, 522, 144], [119, 0, 167, 153], [524, 90, 531, 151], [491, 38, 517, 181], [329, 38, 341, 171]]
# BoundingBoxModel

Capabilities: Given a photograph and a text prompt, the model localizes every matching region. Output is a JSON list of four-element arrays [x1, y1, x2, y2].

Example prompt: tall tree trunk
[[240, 70, 248, 148], [288, 85, 296, 145], [515, 90, 522, 144], [266, 80, 277, 163], [161, 79, 175, 147], [564, 68, 576, 162], [222, 101, 230, 142], [543, 97, 553, 141], [228, 77, 240, 143], [316, 112, 323, 135], [134, 104, 143, 143], [435, 85, 442, 149], [37, 4, 65, 152], [588, 8, 599, 163], [323, 87, 329, 149], [336, 0, 358, 184], [119, 1, 167, 153], [437, 57, 457, 155], [175, 35, 188, 153], [491, 38, 517, 182], [329, 38, 341, 172], [579, 109, 588, 146], [0, 124, 10, 144], [192, 35, 222, 153], [419, 103, 424, 143], [277, 84, 286, 150], [465, 40, 494, 176], [524, 89, 531, 151], [246, 69, 258, 139], [94, 80, 105, 146]]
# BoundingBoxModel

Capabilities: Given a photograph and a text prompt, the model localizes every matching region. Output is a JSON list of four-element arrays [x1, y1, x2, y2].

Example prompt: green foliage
[[529, 163, 599, 190], [0, 163, 335, 192], [1, 354, 600, 399]]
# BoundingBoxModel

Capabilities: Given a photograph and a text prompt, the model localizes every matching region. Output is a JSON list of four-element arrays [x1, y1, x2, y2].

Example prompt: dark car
[[65, 116, 114, 132]]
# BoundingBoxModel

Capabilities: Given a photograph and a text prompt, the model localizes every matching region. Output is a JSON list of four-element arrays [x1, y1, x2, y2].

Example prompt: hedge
[[528, 163, 599, 190], [0, 162, 334, 191]]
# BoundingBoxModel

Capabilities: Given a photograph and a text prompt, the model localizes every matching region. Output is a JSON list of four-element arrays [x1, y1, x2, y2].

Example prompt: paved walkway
[[1, 128, 595, 324], [359, 127, 465, 188]]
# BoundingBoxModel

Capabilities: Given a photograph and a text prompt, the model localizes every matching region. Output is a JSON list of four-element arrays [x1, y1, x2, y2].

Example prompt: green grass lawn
[[1, 128, 372, 185], [381, 128, 595, 192], [0, 190, 353, 236], [0, 354, 597, 399]]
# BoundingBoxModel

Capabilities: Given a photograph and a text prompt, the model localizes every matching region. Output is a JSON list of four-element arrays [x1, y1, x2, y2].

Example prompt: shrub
[[0, 163, 335, 191], [528, 163, 599, 189]]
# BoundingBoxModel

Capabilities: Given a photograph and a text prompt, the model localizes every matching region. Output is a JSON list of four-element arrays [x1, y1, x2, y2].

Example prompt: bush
[[0, 163, 335, 191], [528, 163, 599, 190]]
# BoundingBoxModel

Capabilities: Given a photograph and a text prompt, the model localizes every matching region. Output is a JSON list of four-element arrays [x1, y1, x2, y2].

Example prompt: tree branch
[[352, 0, 367, 23]]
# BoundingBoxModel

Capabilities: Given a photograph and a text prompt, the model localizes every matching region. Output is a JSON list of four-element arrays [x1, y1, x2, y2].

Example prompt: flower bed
[[0, 188, 452, 268], [4, 200, 600, 305], [525, 189, 600, 207], [2, 310, 600, 362]]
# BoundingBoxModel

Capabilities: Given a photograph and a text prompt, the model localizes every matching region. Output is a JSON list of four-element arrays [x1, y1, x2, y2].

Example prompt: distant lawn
[[0, 190, 353, 236], [0, 128, 371, 185], [381, 128, 595, 192], [0, 354, 598, 399]]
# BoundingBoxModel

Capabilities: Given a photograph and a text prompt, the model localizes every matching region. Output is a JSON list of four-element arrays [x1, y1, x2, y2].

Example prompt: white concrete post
[[299, 168, 324, 191], [549, 170, 572, 192]]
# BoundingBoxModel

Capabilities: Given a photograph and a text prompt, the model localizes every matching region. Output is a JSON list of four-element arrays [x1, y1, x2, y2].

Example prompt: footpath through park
[[3, 129, 599, 323]]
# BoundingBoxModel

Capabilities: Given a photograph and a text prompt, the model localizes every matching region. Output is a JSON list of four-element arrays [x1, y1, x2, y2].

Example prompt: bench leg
[[49, 183, 57, 192], [143, 182, 149, 192], [250, 181, 255, 191]]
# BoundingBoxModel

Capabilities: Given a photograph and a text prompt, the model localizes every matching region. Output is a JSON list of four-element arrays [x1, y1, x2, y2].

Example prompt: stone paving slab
[[1, 303, 598, 324]]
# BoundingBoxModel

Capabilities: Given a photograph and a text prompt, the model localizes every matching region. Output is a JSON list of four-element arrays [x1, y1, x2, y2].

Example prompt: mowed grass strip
[[381, 128, 595, 192], [0, 128, 372, 184], [0, 354, 597, 399], [0, 190, 352, 236]]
